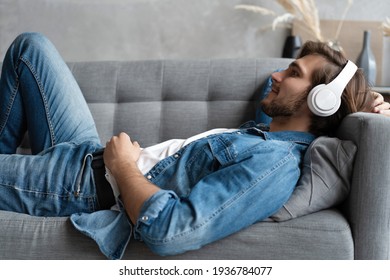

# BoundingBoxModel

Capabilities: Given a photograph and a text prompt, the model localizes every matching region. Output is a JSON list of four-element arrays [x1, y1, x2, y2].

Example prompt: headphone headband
[[326, 60, 358, 98]]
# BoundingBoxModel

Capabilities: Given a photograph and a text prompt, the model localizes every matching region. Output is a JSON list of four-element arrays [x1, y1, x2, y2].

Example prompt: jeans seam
[[19, 56, 56, 147], [0, 77, 19, 138]]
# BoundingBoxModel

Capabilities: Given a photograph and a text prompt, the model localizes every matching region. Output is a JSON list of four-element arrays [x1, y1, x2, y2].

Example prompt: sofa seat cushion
[[122, 209, 353, 260], [0, 209, 352, 259]]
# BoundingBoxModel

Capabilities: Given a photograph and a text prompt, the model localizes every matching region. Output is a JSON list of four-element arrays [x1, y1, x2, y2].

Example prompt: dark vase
[[282, 35, 302, 58], [356, 30, 377, 85]]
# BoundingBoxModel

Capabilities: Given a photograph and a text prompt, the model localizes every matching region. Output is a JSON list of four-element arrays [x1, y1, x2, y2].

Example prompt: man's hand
[[103, 132, 160, 223], [372, 91, 390, 116], [103, 132, 141, 178]]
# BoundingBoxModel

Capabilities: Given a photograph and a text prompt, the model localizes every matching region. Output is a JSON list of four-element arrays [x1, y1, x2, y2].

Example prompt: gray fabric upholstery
[[0, 59, 388, 260], [67, 59, 284, 146], [0, 209, 352, 260], [270, 137, 356, 222], [337, 113, 390, 260]]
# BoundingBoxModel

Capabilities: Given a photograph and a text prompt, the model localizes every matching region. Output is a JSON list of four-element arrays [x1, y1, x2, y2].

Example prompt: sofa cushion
[[270, 136, 357, 221], [0, 209, 353, 260]]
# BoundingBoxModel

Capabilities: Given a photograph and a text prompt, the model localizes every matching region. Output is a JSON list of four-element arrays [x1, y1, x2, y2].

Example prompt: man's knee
[[14, 32, 45, 45], [11, 32, 52, 56]]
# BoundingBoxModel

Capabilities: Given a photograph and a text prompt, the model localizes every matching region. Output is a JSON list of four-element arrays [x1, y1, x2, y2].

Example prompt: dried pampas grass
[[235, 0, 353, 43], [235, 0, 323, 41], [382, 17, 390, 36], [234, 5, 276, 16], [288, 0, 323, 41], [272, 13, 295, 30]]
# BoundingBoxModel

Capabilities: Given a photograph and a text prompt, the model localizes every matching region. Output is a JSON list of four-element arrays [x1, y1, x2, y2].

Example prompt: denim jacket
[[70, 122, 315, 259]]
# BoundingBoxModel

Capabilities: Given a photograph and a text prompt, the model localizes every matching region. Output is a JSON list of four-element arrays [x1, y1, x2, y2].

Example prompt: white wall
[[0, 0, 389, 62]]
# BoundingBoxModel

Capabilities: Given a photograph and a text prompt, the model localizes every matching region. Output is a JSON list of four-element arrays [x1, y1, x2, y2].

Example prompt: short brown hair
[[298, 41, 374, 136]]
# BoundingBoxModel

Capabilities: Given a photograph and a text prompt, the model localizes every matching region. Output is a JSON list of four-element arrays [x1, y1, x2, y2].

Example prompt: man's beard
[[261, 93, 308, 118]]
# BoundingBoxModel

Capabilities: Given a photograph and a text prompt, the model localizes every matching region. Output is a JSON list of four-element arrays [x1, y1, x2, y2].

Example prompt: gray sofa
[[0, 58, 389, 260]]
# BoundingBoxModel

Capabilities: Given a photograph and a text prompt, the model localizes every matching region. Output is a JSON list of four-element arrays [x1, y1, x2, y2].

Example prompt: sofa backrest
[[1, 58, 291, 148], [69, 58, 291, 147]]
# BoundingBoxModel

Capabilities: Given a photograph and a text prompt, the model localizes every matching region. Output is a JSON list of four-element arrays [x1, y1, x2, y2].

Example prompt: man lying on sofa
[[0, 33, 388, 259]]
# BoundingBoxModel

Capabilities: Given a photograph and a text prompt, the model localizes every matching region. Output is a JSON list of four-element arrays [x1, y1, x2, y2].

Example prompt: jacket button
[[146, 175, 152, 180], [174, 154, 179, 158], [141, 216, 149, 221]]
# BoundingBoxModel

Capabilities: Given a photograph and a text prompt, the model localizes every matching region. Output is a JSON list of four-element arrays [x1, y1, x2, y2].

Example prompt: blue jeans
[[0, 33, 102, 216]]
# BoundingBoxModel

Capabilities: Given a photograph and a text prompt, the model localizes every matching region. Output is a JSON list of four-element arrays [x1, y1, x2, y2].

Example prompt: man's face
[[261, 54, 327, 118]]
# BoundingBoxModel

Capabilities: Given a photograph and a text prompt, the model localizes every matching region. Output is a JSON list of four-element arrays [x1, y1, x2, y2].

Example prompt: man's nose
[[271, 70, 283, 83]]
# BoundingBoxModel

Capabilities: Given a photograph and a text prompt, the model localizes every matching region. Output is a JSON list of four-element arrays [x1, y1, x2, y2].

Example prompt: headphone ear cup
[[307, 60, 357, 117], [307, 84, 341, 117]]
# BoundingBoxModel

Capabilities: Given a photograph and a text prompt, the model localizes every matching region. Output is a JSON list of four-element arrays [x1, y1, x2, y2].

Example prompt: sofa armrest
[[337, 112, 390, 260]]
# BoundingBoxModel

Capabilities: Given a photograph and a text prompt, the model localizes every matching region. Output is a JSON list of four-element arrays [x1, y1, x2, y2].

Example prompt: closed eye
[[289, 69, 299, 77], [286, 67, 300, 78], [288, 61, 304, 78]]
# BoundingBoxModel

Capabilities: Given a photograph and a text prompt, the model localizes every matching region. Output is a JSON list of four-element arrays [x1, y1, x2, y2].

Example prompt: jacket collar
[[239, 121, 316, 145]]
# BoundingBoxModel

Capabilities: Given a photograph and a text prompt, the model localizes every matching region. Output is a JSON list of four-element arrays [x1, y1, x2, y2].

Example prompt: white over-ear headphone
[[307, 60, 357, 117]]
